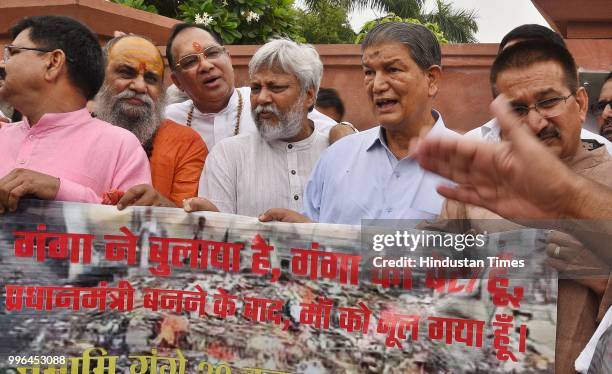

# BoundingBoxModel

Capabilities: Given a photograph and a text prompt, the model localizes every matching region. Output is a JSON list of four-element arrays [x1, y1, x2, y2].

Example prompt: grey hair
[[361, 22, 441, 70], [248, 39, 323, 95]]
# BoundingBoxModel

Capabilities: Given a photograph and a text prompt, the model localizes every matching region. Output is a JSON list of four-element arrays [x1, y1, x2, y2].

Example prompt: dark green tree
[[111, 0, 304, 45], [297, 1, 356, 44], [111, 0, 159, 13], [141, 0, 182, 18], [304, 0, 478, 43], [421, 0, 478, 43]]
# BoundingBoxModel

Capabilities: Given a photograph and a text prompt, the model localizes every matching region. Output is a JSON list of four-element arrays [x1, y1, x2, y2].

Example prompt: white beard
[[95, 84, 165, 146], [252, 95, 306, 142]]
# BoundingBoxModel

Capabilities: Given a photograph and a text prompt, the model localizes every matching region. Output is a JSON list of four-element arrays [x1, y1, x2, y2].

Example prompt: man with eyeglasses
[[594, 72, 612, 142], [0, 16, 150, 213], [465, 24, 612, 154], [94, 34, 207, 208], [164, 23, 352, 153], [434, 40, 612, 373]]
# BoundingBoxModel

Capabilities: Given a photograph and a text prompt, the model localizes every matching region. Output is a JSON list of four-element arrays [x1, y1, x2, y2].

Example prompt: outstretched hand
[[414, 95, 579, 220]]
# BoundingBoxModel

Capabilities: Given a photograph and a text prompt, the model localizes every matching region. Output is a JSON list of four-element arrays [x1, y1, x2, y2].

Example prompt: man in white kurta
[[187, 39, 333, 217], [200, 126, 329, 217]]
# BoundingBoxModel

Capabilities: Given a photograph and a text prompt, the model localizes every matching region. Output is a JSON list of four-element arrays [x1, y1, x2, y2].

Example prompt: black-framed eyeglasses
[[175, 45, 226, 71], [591, 100, 612, 116], [3, 45, 55, 64], [510, 93, 575, 119]]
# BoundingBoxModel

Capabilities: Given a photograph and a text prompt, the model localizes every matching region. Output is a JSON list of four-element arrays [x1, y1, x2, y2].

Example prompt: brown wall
[[226, 40, 612, 133], [227, 44, 501, 133], [532, 0, 612, 39], [0, 0, 179, 45]]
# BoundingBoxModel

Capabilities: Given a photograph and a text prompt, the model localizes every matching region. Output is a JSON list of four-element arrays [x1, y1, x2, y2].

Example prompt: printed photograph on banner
[[0, 200, 558, 373]]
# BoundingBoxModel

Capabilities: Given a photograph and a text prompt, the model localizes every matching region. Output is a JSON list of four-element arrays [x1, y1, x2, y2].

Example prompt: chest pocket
[[323, 161, 384, 223]]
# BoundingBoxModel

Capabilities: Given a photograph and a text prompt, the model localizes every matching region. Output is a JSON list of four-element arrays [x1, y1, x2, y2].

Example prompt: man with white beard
[[95, 35, 207, 207], [184, 39, 329, 217]]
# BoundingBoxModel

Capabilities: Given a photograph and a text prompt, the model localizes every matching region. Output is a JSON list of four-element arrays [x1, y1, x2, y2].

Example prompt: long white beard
[[95, 85, 165, 146], [252, 95, 306, 142]]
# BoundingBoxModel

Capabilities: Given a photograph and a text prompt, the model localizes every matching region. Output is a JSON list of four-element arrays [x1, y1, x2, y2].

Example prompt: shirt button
[[291, 170, 296, 175], [294, 195, 299, 201], [28, 135, 34, 140], [385, 208, 392, 213], [288, 144, 293, 149], [18, 160, 25, 164], [394, 172, 400, 178]]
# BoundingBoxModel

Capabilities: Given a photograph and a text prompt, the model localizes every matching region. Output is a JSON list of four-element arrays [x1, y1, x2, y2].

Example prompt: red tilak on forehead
[[193, 42, 203, 52], [138, 61, 147, 71]]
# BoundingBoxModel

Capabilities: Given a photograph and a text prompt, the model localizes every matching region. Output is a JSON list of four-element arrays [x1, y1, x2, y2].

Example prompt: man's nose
[[256, 88, 273, 105], [603, 102, 612, 119], [372, 73, 389, 93], [196, 55, 214, 73], [524, 109, 549, 135], [130, 75, 147, 94]]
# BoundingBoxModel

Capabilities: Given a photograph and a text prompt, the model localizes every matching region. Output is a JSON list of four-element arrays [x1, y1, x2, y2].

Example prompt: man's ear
[[44, 50, 66, 82], [304, 87, 316, 109], [575, 86, 588, 122], [170, 71, 183, 91], [426, 65, 442, 97]]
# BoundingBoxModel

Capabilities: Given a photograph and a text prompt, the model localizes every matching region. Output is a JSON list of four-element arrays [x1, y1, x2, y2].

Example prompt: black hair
[[361, 22, 441, 70], [10, 15, 104, 100], [165, 23, 223, 70], [604, 72, 612, 84], [490, 39, 578, 97], [316, 88, 345, 120], [11, 110, 23, 122], [499, 24, 566, 52]]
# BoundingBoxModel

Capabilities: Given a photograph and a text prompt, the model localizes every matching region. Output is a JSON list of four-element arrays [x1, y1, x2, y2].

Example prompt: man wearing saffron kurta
[[95, 35, 207, 207]]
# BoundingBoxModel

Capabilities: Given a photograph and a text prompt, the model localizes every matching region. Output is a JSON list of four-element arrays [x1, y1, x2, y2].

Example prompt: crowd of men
[[1, 15, 611, 373]]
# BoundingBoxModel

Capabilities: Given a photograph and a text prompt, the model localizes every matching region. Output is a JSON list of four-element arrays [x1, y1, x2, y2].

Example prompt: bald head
[[96, 35, 166, 151], [107, 35, 164, 81]]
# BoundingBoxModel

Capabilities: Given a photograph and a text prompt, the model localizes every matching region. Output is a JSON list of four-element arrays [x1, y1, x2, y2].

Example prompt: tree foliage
[[297, 1, 356, 44], [355, 13, 447, 44], [421, 0, 478, 43], [110, 0, 478, 44], [178, 0, 303, 44], [111, 0, 159, 13], [306, 0, 478, 43], [112, 0, 303, 44]]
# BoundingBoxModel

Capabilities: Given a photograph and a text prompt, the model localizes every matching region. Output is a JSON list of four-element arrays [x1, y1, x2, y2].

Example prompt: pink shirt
[[0, 108, 151, 203]]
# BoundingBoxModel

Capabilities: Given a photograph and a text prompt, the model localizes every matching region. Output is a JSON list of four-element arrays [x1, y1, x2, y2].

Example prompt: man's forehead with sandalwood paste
[[108, 36, 164, 82], [95, 35, 166, 148]]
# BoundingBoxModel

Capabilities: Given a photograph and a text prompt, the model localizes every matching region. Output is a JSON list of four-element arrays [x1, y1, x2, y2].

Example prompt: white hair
[[248, 39, 323, 96]]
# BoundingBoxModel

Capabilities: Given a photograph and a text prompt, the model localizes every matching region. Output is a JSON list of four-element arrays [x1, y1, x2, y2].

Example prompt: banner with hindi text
[[0, 200, 557, 373]]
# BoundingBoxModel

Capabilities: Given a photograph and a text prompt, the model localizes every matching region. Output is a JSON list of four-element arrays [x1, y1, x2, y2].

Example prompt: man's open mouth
[[203, 76, 220, 85], [258, 111, 276, 120], [375, 99, 398, 110]]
